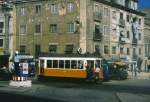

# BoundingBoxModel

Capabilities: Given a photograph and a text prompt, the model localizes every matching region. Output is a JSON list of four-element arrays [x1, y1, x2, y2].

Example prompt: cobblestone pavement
[[0, 78, 150, 102]]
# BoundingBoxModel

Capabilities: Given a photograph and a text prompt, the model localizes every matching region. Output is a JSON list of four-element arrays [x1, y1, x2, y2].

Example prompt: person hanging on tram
[[94, 65, 100, 80]]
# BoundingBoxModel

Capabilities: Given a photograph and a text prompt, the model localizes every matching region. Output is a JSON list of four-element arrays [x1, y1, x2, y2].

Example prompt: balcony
[[93, 12, 102, 22], [119, 19, 125, 27]]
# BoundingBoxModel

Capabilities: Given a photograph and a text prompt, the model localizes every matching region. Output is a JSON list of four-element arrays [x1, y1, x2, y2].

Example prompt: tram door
[[87, 60, 94, 69], [39, 60, 44, 74]]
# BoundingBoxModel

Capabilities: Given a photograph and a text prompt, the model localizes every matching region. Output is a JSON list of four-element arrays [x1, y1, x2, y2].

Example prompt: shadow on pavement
[[34, 79, 150, 95], [0, 92, 66, 102]]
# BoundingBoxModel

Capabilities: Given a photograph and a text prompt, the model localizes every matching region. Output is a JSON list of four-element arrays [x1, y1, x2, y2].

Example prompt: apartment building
[[13, 0, 144, 63], [143, 10, 150, 58], [0, 1, 13, 56]]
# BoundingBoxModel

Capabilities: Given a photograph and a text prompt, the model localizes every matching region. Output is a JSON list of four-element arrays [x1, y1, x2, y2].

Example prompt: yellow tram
[[38, 54, 103, 80]]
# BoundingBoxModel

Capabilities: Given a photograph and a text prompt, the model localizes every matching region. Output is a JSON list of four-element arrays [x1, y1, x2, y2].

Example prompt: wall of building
[[15, 0, 81, 56], [0, 2, 12, 55], [14, 0, 145, 65], [143, 10, 150, 57], [91, 0, 144, 62]]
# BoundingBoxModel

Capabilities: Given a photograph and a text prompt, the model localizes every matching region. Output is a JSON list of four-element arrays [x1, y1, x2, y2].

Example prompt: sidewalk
[[116, 92, 150, 102], [128, 71, 150, 79]]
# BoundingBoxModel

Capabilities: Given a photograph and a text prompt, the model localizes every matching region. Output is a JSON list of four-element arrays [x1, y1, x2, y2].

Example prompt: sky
[[139, 0, 150, 9]]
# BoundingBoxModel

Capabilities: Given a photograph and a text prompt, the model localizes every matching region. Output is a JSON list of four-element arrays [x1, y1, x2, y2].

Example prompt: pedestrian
[[148, 59, 150, 72], [137, 57, 143, 73], [14, 51, 20, 76], [94, 65, 100, 80], [134, 67, 138, 77]]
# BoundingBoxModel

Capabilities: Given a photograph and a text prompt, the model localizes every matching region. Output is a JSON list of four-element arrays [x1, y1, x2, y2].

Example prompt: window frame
[[139, 48, 141, 55], [67, 2, 75, 13], [127, 48, 130, 55], [104, 45, 109, 54], [112, 46, 116, 54], [0, 22, 4, 34], [20, 45, 26, 53], [35, 24, 42, 34], [49, 44, 57, 53], [20, 6, 25, 16], [20, 24, 27, 35], [67, 22, 75, 33], [0, 38, 4, 48], [65, 44, 74, 54], [103, 7, 109, 17], [35, 5, 41, 14], [50, 4, 58, 14], [50, 24, 57, 33]]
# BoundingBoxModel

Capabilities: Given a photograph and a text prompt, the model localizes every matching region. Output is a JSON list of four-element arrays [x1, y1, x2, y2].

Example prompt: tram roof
[[39, 53, 102, 58]]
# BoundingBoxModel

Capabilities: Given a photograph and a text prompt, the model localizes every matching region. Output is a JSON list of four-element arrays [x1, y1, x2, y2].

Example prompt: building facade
[[0, 1, 13, 56], [143, 10, 150, 58], [14, 0, 144, 64]]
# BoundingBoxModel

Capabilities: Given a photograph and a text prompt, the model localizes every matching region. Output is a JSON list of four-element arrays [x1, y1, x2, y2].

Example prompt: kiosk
[[9, 54, 34, 87]]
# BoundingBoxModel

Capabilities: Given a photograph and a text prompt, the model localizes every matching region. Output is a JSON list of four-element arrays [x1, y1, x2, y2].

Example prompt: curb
[[116, 92, 150, 102], [115, 93, 122, 102]]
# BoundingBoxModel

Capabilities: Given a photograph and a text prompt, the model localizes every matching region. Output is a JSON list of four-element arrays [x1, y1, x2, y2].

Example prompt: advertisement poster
[[22, 63, 28, 75]]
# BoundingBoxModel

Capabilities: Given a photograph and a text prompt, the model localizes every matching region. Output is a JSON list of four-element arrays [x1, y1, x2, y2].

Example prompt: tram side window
[[65, 60, 70, 69], [53, 60, 58, 68], [71, 60, 77, 69], [59, 60, 64, 69], [78, 60, 83, 69], [87, 60, 94, 69], [47, 60, 52, 68]]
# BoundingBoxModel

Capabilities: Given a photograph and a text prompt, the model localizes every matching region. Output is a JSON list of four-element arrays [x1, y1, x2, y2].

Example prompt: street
[[0, 79, 150, 102]]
